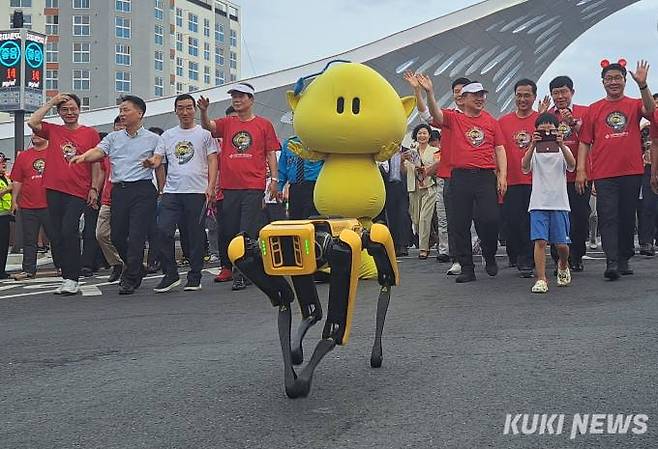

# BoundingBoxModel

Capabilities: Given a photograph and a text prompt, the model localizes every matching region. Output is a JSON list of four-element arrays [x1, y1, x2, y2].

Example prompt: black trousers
[[502, 184, 532, 267], [0, 215, 10, 275], [639, 166, 658, 245], [110, 181, 157, 286], [81, 206, 103, 270], [222, 189, 265, 269], [158, 193, 206, 282], [21, 208, 54, 274], [46, 190, 86, 281], [289, 181, 319, 220], [384, 180, 408, 251], [215, 199, 229, 267], [450, 169, 499, 268], [594, 175, 641, 262]]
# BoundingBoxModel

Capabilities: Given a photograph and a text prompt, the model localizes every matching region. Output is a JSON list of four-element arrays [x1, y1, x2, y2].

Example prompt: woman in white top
[[403, 124, 439, 259]]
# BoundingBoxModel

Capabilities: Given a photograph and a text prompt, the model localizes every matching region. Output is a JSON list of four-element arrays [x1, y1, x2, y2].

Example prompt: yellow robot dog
[[229, 61, 415, 398]]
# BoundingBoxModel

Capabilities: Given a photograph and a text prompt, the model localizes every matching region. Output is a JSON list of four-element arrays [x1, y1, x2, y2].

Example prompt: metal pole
[[11, 111, 25, 254]]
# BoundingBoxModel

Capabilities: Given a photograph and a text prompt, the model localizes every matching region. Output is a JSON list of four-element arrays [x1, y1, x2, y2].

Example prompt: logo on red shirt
[[174, 141, 194, 164], [606, 111, 628, 134], [558, 122, 574, 140], [32, 158, 45, 175], [466, 127, 485, 147], [61, 141, 78, 161], [232, 131, 253, 153], [513, 130, 532, 149]]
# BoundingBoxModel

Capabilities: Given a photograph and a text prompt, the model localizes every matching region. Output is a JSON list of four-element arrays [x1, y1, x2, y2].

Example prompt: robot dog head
[[287, 62, 415, 155]]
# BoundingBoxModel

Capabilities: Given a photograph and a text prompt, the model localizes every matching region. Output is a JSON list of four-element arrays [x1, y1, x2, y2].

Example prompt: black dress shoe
[[484, 257, 498, 276], [618, 259, 633, 275], [456, 268, 476, 283], [604, 260, 620, 281], [436, 253, 450, 263], [119, 282, 135, 295], [570, 260, 584, 272], [108, 264, 123, 283], [80, 267, 94, 277]]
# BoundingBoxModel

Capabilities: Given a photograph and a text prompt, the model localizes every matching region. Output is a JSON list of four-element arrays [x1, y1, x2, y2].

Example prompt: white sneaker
[[447, 262, 461, 275], [557, 267, 571, 287], [531, 279, 549, 293], [208, 254, 221, 264], [60, 279, 80, 296]]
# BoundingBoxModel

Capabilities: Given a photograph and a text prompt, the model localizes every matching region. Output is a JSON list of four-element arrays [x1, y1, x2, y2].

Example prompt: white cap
[[461, 82, 488, 94], [227, 83, 255, 96]]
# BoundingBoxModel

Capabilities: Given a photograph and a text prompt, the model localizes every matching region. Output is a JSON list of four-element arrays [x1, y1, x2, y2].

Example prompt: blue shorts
[[530, 210, 571, 244]]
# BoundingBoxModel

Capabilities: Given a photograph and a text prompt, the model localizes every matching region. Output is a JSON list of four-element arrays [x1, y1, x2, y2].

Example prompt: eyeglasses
[[59, 107, 79, 114], [603, 75, 625, 83]]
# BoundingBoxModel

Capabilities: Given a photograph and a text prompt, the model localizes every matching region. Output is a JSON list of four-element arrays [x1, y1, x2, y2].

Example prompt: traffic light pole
[[14, 110, 24, 157]]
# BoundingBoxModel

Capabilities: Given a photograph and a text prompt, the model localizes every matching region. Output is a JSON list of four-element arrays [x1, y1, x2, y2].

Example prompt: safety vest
[[0, 176, 11, 215]]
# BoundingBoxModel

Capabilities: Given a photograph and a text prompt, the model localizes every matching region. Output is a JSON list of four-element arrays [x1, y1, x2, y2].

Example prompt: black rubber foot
[[285, 380, 311, 399], [291, 347, 304, 365], [370, 353, 382, 368]]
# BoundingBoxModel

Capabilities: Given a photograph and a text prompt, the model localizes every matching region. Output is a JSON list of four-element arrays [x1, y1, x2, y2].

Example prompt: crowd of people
[[0, 58, 656, 295]]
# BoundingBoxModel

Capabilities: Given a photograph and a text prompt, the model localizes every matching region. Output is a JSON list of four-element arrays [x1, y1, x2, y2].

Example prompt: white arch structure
[[0, 0, 642, 151]]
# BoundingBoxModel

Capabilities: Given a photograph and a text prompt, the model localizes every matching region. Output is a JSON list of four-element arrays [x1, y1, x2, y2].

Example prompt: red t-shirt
[[36, 122, 100, 199], [551, 105, 589, 182], [650, 111, 658, 139], [101, 157, 112, 206], [212, 116, 279, 190], [440, 109, 503, 170], [498, 111, 537, 185], [580, 97, 645, 180], [10, 147, 48, 209]]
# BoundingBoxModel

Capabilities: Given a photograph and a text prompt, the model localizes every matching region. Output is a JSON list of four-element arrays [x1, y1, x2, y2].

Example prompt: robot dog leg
[[290, 275, 322, 365], [363, 223, 400, 368]]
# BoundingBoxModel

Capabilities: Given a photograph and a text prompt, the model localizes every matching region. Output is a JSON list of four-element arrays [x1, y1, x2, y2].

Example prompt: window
[[188, 85, 197, 93], [73, 42, 91, 63], [45, 70, 58, 90], [115, 44, 130, 65], [115, 17, 130, 38], [175, 8, 182, 27], [229, 51, 237, 69], [215, 23, 224, 42], [176, 57, 183, 76], [154, 50, 163, 71], [46, 15, 59, 35], [176, 32, 183, 51], [203, 42, 210, 61], [229, 73, 236, 82], [229, 29, 237, 47], [81, 97, 90, 111], [176, 82, 183, 94], [12, 14, 33, 30], [203, 18, 210, 37], [215, 68, 224, 85], [73, 15, 90, 36], [73, 69, 90, 90], [154, 0, 163, 20], [10, 0, 32, 6], [215, 2, 227, 15], [46, 0, 58, 8], [229, 6, 238, 19], [73, 0, 89, 8], [154, 76, 164, 96], [188, 13, 198, 33], [204, 66, 211, 84], [46, 42, 58, 63], [115, 71, 130, 92], [115, 0, 130, 12], [188, 61, 198, 81], [215, 46, 224, 66], [154, 24, 164, 45], [188, 37, 198, 57]]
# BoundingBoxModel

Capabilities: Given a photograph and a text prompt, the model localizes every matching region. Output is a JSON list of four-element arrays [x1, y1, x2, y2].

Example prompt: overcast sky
[[232, 0, 658, 106]]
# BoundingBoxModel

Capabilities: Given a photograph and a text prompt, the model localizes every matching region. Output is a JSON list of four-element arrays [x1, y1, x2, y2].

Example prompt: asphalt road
[[1, 252, 657, 449]]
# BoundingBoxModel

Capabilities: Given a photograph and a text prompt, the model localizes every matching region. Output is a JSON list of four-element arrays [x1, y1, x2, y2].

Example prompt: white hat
[[461, 82, 488, 94], [227, 83, 255, 96]]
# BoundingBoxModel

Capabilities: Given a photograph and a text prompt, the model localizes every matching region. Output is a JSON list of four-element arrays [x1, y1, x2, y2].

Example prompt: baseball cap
[[461, 82, 489, 94], [0, 152, 10, 162], [227, 83, 255, 96]]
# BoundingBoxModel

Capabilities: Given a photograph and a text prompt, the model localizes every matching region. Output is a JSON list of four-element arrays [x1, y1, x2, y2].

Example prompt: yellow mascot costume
[[228, 61, 415, 398]]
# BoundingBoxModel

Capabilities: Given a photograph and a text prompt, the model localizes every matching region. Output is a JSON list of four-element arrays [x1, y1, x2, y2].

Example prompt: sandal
[[418, 251, 428, 259]]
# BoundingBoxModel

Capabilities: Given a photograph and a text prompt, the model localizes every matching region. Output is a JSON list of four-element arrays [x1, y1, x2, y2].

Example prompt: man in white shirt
[[144, 94, 218, 292]]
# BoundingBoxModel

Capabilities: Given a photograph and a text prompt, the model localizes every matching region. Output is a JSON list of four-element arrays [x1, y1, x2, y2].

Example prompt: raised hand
[[630, 60, 650, 87], [197, 95, 210, 111], [538, 95, 552, 114], [403, 71, 420, 89], [416, 73, 433, 93]]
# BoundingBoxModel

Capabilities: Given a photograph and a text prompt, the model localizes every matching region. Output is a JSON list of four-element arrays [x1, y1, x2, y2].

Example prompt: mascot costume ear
[[401, 96, 416, 118]]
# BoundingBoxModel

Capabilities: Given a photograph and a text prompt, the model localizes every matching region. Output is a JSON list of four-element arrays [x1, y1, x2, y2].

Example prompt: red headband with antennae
[[600, 58, 627, 68], [618, 58, 627, 67]]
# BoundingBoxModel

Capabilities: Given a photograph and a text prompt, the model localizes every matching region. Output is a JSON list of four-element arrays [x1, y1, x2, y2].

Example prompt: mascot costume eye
[[228, 61, 416, 398]]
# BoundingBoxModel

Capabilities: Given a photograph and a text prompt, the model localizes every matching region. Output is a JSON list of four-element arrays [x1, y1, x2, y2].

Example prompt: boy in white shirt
[[521, 113, 577, 293]]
